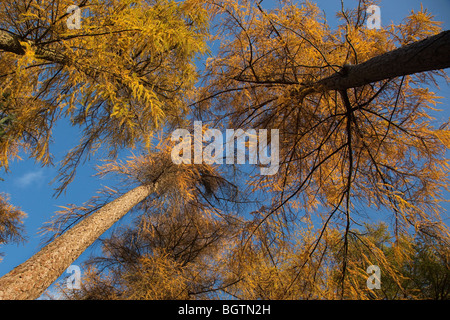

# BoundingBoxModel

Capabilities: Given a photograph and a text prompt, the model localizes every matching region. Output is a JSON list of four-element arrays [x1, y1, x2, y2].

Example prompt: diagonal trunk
[[317, 30, 450, 91], [0, 184, 156, 300]]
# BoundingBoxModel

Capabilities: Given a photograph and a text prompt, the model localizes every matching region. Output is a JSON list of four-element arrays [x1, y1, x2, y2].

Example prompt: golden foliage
[[0, 0, 209, 192], [196, 0, 450, 248], [0, 193, 26, 260], [3, 0, 450, 300]]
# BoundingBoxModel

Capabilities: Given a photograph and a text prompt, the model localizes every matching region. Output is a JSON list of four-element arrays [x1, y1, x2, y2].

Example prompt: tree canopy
[[0, 0, 449, 300], [0, 0, 209, 194]]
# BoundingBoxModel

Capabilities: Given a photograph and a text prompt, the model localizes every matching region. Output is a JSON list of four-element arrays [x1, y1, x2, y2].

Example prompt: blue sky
[[0, 0, 449, 299]]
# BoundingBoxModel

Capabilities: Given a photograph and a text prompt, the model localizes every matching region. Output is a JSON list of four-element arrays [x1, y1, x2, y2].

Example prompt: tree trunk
[[0, 30, 67, 64], [0, 30, 25, 55], [0, 184, 156, 300], [318, 30, 450, 91]]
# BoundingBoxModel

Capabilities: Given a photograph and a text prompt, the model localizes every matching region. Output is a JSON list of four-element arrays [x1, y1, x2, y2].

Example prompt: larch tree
[[56, 202, 449, 300], [60, 0, 450, 300], [0, 143, 233, 299], [0, 0, 209, 192], [194, 0, 450, 298], [54, 154, 241, 300], [0, 0, 209, 300], [0, 193, 26, 262], [1, 0, 450, 301]]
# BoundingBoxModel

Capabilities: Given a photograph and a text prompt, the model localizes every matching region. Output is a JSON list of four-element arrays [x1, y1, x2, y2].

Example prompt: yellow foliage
[[0, 0, 210, 193], [3, 0, 450, 301]]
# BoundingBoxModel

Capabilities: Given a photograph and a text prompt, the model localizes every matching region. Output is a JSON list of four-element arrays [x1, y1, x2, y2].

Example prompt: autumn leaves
[[0, 0, 449, 299]]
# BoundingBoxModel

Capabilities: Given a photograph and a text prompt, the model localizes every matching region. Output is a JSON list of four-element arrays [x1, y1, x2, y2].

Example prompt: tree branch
[[318, 30, 450, 91]]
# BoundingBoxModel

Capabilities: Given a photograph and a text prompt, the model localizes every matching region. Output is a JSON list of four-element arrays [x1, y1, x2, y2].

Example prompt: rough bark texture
[[0, 30, 68, 64], [0, 30, 25, 55], [318, 30, 450, 91], [0, 184, 155, 300]]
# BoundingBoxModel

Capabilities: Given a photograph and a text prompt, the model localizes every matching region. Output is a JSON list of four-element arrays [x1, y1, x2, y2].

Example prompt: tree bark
[[0, 184, 156, 300], [0, 30, 70, 65], [318, 30, 450, 91], [0, 30, 25, 55]]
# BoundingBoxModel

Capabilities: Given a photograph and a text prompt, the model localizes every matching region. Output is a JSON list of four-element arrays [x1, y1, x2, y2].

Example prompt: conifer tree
[[1, 0, 449, 300]]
